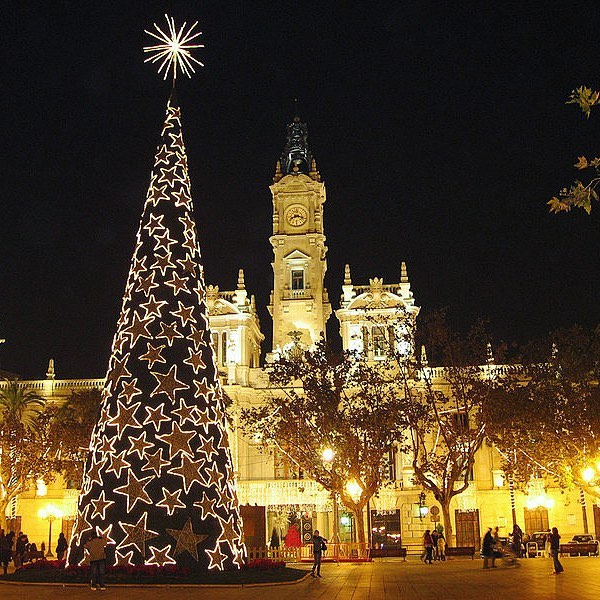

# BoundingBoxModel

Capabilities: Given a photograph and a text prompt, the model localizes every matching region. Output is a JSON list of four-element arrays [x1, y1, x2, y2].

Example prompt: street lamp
[[321, 448, 340, 546], [38, 505, 63, 558], [345, 479, 363, 502], [582, 467, 595, 483]]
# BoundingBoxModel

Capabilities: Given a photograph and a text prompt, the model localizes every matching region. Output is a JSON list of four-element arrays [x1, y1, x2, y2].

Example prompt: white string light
[[144, 14, 204, 82]]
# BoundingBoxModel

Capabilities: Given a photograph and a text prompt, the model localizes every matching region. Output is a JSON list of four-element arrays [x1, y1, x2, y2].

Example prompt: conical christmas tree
[[67, 95, 245, 570]]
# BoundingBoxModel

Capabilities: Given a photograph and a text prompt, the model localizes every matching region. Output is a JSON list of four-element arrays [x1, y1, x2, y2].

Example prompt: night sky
[[2, 2, 600, 379]]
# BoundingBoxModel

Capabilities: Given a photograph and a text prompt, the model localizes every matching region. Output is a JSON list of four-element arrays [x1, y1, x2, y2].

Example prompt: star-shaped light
[[90, 490, 115, 521], [206, 542, 227, 570], [144, 14, 204, 82], [114, 471, 153, 512], [157, 421, 195, 459], [147, 544, 176, 566], [194, 492, 216, 520], [151, 364, 190, 401], [120, 513, 159, 557], [166, 518, 208, 562], [157, 487, 186, 516], [169, 453, 205, 494], [142, 448, 170, 476]]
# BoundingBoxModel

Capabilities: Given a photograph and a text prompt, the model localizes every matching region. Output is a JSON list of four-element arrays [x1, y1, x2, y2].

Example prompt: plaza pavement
[[1, 556, 599, 600]]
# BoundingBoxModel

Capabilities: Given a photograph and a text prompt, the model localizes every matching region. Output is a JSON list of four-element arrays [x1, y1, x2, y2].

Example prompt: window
[[291, 269, 304, 290], [221, 332, 228, 366], [385, 447, 397, 481], [372, 327, 386, 358]]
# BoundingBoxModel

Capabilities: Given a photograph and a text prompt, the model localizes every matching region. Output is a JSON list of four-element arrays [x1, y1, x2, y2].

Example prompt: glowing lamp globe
[[582, 467, 595, 483], [322, 448, 335, 462]]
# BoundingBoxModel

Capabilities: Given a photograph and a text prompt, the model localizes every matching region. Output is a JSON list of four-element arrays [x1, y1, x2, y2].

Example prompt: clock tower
[[268, 115, 331, 352]]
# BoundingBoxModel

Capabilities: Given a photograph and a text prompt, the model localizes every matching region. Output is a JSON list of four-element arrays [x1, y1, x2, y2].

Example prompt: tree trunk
[[441, 500, 454, 547], [0, 497, 10, 532], [352, 506, 367, 556]]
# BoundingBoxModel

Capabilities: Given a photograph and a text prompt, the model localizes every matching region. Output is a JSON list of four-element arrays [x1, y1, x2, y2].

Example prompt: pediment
[[208, 298, 240, 316], [347, 290, 406, 311], [284, 249, 310, 261]]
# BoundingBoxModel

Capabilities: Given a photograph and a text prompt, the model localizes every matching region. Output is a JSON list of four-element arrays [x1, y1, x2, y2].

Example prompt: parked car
[[567, 534, 599, 556], [571, 534, 595, 544]]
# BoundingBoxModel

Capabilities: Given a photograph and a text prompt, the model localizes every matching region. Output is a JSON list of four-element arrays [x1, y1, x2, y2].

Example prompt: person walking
[[431, 529, 440, 560], [437, 532, 446, 561], [549, 527, 564, 574], [84, 530, 107, 590], [56, 532, 68, 561], [0, 531, 13, 575], [310, 530, 327, 578], [422, 530, 434, 564], [511, 524, 523, 558], [14, 533, 27, 567], [482, 527, 496, 569]]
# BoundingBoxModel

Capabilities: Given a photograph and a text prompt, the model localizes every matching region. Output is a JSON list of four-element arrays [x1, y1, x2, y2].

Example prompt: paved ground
[[0, 556, 599, 600]]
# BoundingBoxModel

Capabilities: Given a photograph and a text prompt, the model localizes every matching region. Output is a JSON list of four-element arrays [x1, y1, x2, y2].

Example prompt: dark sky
[[2, 1, 600, 379]]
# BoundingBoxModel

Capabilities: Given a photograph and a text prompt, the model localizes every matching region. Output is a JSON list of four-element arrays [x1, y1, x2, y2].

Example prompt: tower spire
[[281, 112, 312, 175]]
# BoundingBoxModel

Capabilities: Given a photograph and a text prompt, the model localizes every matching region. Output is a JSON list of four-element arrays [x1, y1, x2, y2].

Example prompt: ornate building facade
[[2, 115, 599, 553]]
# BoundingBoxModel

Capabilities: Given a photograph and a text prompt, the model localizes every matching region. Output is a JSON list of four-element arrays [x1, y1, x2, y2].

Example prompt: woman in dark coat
[[549, 527, 563, 574], [422, 530, 434, 564], [56, 533, 68, 561], [0, 531, 14, 575], [482, 527, 496, 569]]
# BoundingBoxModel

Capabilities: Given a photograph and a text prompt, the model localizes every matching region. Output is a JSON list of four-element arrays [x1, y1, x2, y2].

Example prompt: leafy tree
[[0, 380, 56, 530], [548, 86, 600, 214], [395, 315, 502, 546], [240, 338, 409, 547], [46, 388, 101, 488], [483, 326, 600, 500]]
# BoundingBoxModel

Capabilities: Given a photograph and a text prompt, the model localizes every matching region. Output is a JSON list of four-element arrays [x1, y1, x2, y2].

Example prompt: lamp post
[[321, 448, 340, 544], [581, 466, 599, 535], [38, 505, 63, 558]]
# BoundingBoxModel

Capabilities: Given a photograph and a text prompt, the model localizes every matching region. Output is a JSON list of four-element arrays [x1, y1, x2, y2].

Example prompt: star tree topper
[[144, 14, 204, 82]]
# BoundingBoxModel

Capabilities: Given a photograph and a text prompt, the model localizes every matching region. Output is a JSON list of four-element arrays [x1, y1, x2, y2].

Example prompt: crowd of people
[[0, 529, 69, 574], [481, 523, 564, 573]]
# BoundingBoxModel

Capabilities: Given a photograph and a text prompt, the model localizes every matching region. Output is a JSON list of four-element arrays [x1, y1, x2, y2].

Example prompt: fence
[[247, 542, 370, 562]]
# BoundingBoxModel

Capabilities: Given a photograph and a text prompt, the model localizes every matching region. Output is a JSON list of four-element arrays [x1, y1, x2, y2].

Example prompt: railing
[[247, 542, 370, 562], [0, 378, 104, 396]]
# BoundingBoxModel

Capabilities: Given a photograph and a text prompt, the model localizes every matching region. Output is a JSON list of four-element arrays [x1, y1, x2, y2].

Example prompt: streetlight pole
[[39, 505, 63, 558]]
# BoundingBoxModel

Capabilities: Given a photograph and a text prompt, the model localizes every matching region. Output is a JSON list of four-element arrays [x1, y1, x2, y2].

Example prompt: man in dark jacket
[[482, 527, 496, 569], [311, 530, 327, 578]]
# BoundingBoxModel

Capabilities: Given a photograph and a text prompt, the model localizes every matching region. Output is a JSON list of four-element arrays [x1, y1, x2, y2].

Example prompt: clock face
[[286, 206, 308, 227]]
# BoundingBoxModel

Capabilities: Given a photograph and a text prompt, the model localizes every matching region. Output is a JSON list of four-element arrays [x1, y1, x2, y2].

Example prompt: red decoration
[[284, 524, 302, 548]]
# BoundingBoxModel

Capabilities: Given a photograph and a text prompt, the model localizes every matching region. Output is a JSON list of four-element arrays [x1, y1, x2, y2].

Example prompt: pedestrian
[[431, 529, 440, 560], [511, 524, 523, 558], [422, 530, 434, 564], [84, 529, 107, 591], [482, 527, 496, 569], [549, 527, 563, 575], [310, 530, 327, 578], [544, 529, 551, 558], [56, 532, 68, 561], [0, 531, 13, 575], [437, 532, 446, 561], [15, 533, 27, 567]]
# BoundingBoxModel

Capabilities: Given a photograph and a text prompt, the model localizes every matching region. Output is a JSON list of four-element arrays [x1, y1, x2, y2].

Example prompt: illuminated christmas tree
[[67, 16, 245, 571]]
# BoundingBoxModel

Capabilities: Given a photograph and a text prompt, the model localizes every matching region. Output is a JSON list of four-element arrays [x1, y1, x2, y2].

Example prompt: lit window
[[291, 269, 304, 290], [372, 327, 386, 358]]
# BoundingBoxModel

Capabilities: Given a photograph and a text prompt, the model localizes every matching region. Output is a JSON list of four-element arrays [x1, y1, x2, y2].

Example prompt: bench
[[370, 547, 407, 560], [560, 542, 599, 557], [445, 546, 475, 559]]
